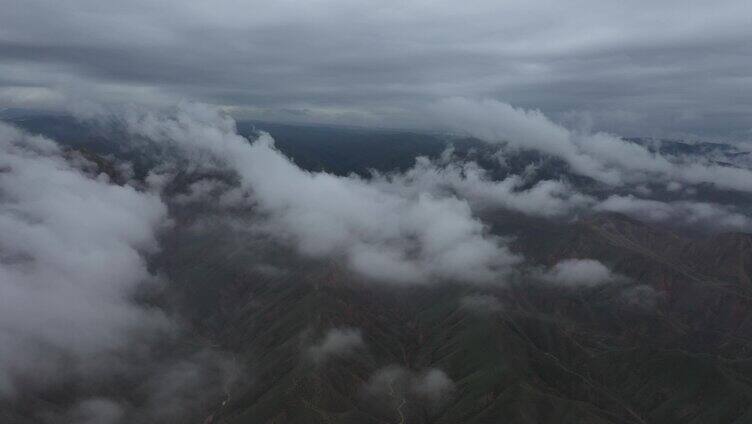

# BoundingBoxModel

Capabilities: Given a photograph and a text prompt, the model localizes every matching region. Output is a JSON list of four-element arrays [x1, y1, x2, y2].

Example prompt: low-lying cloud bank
[[0, 122, 236, 423], [119, 103, 521, 285], [375, 152, 593, 218], [0, 122, 167, 396], [430, 98, 752, 193], [96, 102, 750, 289]]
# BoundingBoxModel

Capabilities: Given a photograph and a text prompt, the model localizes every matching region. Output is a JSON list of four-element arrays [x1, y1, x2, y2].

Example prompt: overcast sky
[[1, 0, 751, 139]]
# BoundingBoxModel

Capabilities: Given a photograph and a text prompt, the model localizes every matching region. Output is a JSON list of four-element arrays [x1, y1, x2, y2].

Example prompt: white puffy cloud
[[540, 259, 622, 287], [0, 122, 169, 396], [0, 122, 238, 424], [373, 140, 749, 232], [375, 153, 594, 218], [410, 368, 455, 405], [118, 103, 521, 285], [429, 98, 752, 192], [307, 328, 364, 363], [364, 365, 455, 407]]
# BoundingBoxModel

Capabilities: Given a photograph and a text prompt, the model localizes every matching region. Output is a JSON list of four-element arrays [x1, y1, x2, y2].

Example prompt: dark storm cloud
[[1, 0, 751, 138]]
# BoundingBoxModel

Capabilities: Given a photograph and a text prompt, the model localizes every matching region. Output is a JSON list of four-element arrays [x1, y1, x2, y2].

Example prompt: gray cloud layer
[[0, 0, 751, 139]]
